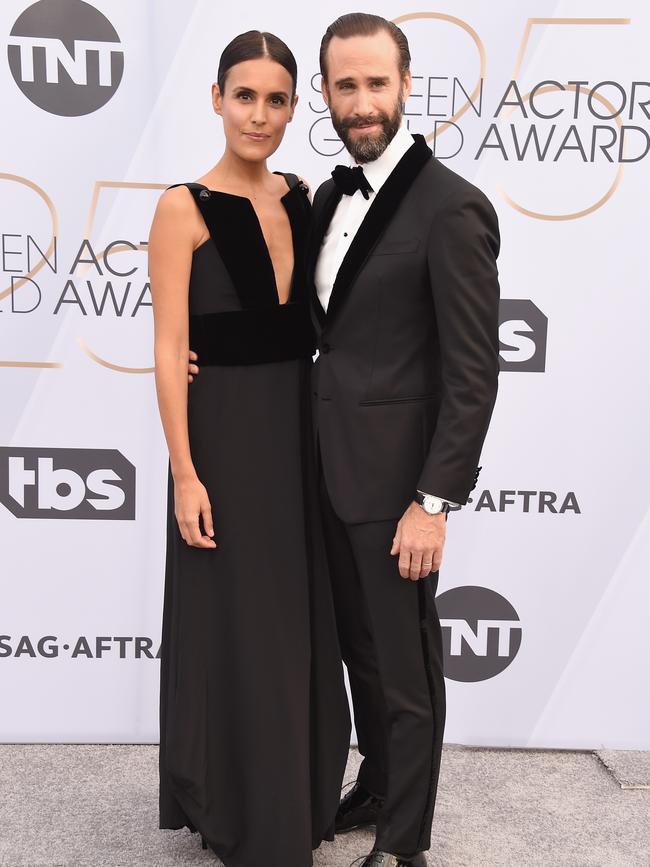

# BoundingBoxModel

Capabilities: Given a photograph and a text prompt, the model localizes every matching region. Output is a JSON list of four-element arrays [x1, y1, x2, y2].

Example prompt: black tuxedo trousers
[[319, 460, 446, 857]]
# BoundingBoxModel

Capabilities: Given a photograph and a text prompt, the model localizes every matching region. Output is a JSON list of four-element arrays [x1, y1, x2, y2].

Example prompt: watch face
[[424, 495, 443, 514]]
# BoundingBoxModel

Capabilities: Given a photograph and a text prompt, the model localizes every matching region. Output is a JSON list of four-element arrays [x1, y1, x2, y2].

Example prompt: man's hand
[[187, 349, 199, 382], [390, 502, 446, 581]]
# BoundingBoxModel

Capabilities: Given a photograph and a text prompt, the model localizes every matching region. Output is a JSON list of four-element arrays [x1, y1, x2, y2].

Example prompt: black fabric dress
[[158, 176, 351, 867]]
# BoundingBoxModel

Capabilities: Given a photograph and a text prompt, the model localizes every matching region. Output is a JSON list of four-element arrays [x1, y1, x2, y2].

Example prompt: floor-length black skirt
[[159, 358, 350, 867]]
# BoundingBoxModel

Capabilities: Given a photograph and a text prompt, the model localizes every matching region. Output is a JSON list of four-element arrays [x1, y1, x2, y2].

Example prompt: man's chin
[[348, 132, 390, 163], [352, 131, 383, 149]]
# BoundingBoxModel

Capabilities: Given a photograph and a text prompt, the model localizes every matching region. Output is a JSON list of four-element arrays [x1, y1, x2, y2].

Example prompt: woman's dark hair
[[319, 13, 410, 83], [217, 30, 297, 98]]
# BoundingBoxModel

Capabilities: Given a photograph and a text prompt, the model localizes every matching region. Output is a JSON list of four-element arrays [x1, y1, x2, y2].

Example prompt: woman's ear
[[288, 93, 299, 123], [212, 82, 223, 116]]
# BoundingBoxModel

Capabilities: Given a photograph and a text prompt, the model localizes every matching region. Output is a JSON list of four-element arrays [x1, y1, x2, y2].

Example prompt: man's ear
[[212, 82, 223, 116], [320, 75, 330, 107], [402, 70, 412, 103]]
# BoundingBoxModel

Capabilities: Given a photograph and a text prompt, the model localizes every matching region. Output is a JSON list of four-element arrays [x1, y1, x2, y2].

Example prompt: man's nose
[[352, 88, 372, 118]]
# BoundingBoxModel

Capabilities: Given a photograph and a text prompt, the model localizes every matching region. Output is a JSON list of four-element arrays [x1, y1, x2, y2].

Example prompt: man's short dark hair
[[319, 13, 411, 82]]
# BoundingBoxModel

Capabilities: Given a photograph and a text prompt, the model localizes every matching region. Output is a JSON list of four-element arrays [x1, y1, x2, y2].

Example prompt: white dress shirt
[[315, 123, 415, 312], [314, 124, 459, 508]]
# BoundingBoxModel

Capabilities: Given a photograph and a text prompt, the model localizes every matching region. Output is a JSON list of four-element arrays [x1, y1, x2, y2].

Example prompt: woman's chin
[[230, 140, 280, 162]]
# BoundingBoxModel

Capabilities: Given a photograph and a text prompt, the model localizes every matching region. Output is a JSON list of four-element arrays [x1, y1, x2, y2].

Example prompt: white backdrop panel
[[1, 0, 648, 747]]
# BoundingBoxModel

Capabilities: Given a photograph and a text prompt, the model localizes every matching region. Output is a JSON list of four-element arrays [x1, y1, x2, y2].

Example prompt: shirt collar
[[352, 123, 415, 195]]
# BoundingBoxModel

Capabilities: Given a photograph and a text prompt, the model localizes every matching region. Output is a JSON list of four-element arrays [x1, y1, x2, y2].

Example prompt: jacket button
[[321, 342, 331, 354]]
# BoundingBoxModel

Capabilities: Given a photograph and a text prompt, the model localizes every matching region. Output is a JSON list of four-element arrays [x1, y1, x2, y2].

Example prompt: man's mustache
[[338, 113, 390, 130]]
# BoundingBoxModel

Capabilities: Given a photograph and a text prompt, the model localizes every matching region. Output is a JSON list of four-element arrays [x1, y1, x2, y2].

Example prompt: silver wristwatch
[[414, 491, 451, 515]]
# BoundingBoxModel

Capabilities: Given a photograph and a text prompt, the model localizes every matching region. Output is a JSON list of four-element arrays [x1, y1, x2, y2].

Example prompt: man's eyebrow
[[269, 90, 290, 99], [333, 75, 391, 87]]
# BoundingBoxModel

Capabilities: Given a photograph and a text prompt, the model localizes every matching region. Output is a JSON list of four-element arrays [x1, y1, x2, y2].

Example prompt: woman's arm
[[149, 188, 216, 548]]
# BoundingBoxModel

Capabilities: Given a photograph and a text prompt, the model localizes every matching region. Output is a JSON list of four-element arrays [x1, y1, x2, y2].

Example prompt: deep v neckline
[[199, 182, 297, 307]]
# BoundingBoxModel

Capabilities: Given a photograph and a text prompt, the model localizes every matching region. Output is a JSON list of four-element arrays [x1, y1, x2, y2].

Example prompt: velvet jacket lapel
[[325, 133, 432, 324]]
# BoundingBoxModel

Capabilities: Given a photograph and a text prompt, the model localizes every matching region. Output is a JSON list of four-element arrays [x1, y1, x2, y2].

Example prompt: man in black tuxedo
[[309, 13, 501, 867]]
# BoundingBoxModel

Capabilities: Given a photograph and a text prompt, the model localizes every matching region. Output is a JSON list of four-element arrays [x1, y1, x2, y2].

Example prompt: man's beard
[[330, 90, 404, 164]]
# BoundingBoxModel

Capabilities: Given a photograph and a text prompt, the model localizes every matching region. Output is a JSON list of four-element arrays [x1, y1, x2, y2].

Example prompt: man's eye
[[238, 93, 252, 100], [271, 96, 286, 105]]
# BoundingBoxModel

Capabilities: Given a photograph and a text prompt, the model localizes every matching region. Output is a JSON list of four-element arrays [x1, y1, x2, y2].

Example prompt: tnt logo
[[499, 299, 548, 373], [8, 0, 124, 116], [0, 447, 135, 519], [436, 585, 521, 682]]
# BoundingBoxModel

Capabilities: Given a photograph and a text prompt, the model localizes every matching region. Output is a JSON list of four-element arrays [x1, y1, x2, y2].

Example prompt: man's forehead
[[327, 32, 399, 78]]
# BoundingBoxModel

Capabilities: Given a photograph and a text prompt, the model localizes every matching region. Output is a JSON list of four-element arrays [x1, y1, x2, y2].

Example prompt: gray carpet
[[0, 745, 648, 867], [596, 750, 650, 790]]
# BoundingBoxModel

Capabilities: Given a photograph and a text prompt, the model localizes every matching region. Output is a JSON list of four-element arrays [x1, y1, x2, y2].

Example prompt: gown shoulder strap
[[273, 171, 310, 195], [279, 172, 300, 190], [164, 182, 214, 221], [165, 181, 209, 198]]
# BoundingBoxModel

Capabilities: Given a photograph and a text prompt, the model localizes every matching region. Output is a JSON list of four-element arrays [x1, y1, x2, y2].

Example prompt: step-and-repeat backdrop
[[2, 0, 649, 748]]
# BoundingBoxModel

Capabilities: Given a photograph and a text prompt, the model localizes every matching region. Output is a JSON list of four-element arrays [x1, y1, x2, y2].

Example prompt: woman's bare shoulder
[[155, 183, 196, 217], [152, 184, 204, 236], [149, 184, 204, 256]]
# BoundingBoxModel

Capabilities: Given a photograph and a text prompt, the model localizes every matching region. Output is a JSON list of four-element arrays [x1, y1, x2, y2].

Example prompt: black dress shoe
[[358, 851, 427, 867], [335, 781, 383, 833]]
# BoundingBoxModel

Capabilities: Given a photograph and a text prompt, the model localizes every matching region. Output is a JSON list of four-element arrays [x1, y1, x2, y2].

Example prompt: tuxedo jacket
[[308, 134, 500, 525]]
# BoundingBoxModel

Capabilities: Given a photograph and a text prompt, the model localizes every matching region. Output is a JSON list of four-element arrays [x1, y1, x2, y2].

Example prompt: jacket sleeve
[[416, 187, 501, 504]]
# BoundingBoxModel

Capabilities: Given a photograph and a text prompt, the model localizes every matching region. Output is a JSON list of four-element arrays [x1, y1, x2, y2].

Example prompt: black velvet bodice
[[167, 176, 315, 365]]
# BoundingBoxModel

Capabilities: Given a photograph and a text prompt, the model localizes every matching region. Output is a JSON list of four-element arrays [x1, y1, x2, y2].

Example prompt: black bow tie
[[331, 165, 373, 200]]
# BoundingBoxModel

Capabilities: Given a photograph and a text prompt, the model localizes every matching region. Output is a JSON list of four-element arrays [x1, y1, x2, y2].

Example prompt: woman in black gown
[[149, 31, 350, 867]]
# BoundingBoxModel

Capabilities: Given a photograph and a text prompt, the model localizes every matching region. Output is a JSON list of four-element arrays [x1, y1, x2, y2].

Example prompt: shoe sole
[[335, 820, 377, 834]]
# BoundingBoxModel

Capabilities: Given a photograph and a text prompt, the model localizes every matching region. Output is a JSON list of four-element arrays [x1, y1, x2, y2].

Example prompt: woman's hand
[[174, 475, 217, 548], [187, 349, 200, 383]]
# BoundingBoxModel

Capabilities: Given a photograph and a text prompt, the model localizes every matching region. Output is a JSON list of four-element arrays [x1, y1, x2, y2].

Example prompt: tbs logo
[[499, 299, 547, 373], [0, 447, 135, 519], [437, 586, 522, 682], [8, 0, 124, 116]]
